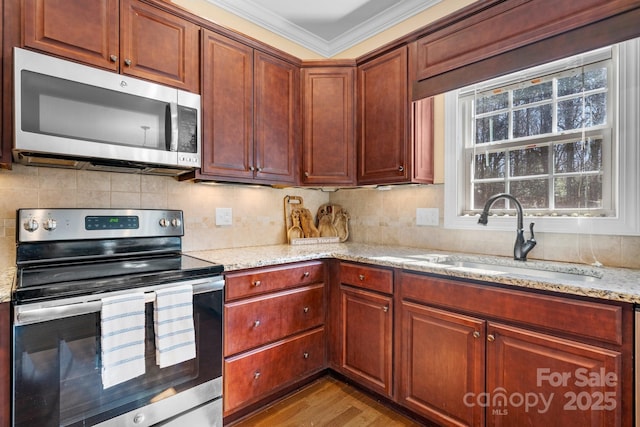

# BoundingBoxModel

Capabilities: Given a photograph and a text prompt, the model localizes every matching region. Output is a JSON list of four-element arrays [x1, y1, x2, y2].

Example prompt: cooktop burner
[[14, 254, 223, 303]]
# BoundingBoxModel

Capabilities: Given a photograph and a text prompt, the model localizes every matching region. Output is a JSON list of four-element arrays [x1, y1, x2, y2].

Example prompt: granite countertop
[[3, 243, 639, 305], [0, 268, 15, 303], [188, 243, 640, 304]]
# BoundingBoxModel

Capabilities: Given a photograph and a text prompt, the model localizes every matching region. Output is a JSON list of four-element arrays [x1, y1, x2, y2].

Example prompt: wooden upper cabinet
[[358, 46, 409, 184], [254, 51, 299, 184], [23, 0, 119, 71], [200, 29, 254, 179], [414, 0, 639, 84], [120, 0, 199, 92], [198, 32, 299, 185], [22, 0, 199, 92], [301, 67, 356, 186], [357, 46, 434, 185]]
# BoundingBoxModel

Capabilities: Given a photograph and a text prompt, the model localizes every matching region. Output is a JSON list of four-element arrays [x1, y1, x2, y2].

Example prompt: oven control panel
[[17, 208, 184, 242]]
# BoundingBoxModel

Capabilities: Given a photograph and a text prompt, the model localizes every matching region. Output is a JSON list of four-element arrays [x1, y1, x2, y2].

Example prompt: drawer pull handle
[[358, 274, 365, 281], [487, 334, 495, 342], [253, 320, 261, 328], [383, 306, 389, 313], [252, 280, 261, 287], [473, 331, 480, 339], [303, 271, 310, 278], [303, 307, 309, 313], [303, 352, 309, 359], [254, 371, 261, 380]]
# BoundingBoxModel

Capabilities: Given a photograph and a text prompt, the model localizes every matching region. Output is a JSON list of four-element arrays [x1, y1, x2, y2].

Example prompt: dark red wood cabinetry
[[21, 0, 199, 92], [334, 262, 394, 397], [397, 271, 632, 427], [357, 46, 434, 185], [301, 65, 356, 186], [198, 29, 299, 185], [223, 261, 326, 420]]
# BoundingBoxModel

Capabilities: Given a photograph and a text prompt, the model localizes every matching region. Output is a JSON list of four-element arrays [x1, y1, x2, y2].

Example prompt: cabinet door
[[23, 0, 119, 70], [340, 286, 393, 397], [301, 67, 356, 186], [486, 322, 622, 427], [399, 301, 485, 427], [358, 46, 409, 184], [254, 51, 299, 184], [200, 29, 254, 180], [120, 0, 199, 92]]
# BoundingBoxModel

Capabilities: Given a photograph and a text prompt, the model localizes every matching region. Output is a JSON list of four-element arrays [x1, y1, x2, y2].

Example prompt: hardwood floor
[[231, 376, 424, 426]]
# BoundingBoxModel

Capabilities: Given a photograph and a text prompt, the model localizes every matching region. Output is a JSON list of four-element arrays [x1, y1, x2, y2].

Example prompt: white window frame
[[444, 38, 640, 236]]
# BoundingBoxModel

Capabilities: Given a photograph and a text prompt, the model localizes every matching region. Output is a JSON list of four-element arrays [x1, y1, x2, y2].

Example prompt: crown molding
[[206, 0, 441, 57]]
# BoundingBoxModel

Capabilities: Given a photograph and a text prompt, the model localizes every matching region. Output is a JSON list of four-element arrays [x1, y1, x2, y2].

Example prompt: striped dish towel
[[101, 293, 146, 389], [154, 284, 196, 368]]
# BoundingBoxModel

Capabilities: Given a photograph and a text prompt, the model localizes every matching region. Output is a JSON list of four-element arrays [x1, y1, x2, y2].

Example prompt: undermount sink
[[438, 260, 602, 283]]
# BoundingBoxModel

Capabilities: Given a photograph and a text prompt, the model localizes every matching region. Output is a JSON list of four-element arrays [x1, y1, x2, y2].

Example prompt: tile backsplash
[[1, 165, 639, 269]]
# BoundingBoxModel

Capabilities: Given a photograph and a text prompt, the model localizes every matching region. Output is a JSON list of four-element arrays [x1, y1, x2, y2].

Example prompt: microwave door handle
[[168, 102, 178, 152]]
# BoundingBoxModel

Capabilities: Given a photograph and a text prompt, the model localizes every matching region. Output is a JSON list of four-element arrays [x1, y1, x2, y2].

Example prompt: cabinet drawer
[[224, 327, 325, 414], [340, 262, 393, 294], [225, 261, 325, 301], [224, 284, 324, 356], [399, 271, 624, 345]]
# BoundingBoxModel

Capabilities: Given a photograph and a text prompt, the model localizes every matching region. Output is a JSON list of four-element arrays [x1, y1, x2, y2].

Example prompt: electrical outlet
[[215, 207, 233, 226], [416, 208, 439, 226]]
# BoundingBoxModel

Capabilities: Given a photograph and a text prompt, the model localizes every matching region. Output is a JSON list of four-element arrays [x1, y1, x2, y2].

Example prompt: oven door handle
[[15, 277, 224, 325]]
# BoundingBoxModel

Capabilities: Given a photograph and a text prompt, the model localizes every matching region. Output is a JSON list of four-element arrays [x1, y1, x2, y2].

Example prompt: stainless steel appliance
[[12, 208, 223, 427], [13, 48, 201, 176]]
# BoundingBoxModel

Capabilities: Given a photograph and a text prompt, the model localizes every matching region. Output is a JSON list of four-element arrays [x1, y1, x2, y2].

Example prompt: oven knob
[[159, 218, 169, 228], [171, 218, 181, 227], [43, 218, 57, 231], [23, 218, 39, 232], [133, 413, 145, 424]]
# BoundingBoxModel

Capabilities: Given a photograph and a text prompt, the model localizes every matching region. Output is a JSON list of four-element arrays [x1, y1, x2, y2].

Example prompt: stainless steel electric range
[[12, 208, 224, 427]]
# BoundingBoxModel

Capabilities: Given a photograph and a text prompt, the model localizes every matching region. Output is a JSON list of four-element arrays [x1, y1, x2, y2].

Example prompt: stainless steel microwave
[[13, 47, 201, 176]]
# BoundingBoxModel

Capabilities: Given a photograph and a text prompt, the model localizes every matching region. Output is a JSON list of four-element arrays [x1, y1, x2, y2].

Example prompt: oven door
[[12, 277, 223, 427]]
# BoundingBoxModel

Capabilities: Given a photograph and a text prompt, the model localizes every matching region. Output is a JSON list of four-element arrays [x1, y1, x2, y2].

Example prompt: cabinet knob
[[487, 334, 495, 342], [254, 371, 261, 380], [473, 331, 480, 339], [109, 54, 118, 62], [253, 320, 261, 328], [257, 167, 263, 172], [304, 171, 309, 177], [124, 58, 132, 66], [358, 274, 365, 281], [252, 280, 261, 287], [303, 352, 309, 359], [398, 165, 405, 172], [383, 305, 389, 313], [303, 307, 309, 313], [249, 166, 255, 171], [303, 271, 310, 278]]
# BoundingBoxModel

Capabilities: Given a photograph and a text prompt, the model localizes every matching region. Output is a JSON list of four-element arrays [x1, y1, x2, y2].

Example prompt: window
[[444, 38, 640, 235]]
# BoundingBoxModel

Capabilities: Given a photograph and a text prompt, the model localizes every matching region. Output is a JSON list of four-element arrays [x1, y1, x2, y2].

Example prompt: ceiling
[[205, 0, 442, 57]]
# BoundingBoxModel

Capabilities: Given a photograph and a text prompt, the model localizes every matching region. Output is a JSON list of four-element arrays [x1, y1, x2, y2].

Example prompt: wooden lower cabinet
[[223, 261, 326, 418], [224, 327, 325, 413], [487, 322, 621, 427], [399, 301, 485, 426], [335, 262, 394, 397], [397, 270, 632, 427], [341, 286, 393, 397]]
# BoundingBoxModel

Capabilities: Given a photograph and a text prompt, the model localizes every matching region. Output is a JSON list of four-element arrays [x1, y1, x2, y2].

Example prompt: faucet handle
[[529, 222, 536, 241]]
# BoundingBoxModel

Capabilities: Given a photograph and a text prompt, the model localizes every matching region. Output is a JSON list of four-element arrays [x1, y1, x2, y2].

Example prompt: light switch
[[215, 207, 233, 226]]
